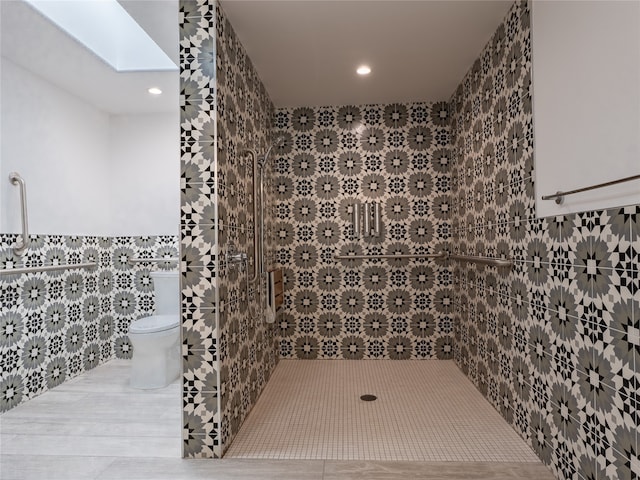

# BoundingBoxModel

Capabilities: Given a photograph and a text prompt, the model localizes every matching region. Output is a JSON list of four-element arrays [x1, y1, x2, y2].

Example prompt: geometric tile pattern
[[449, 2, 639, 479], [0, 233, 178, 412], [226, 360, 542, 463], [180, 0, 278, 458], [273, 101, 454, 360], [215, 1, 278, 457], [180, 0, 220, 459]]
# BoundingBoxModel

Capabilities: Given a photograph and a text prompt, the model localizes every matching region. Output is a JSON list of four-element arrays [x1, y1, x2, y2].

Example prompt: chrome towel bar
[[0, 262, 97, 276], [542, 174, 640, 204], [9, 172, 29, 256]]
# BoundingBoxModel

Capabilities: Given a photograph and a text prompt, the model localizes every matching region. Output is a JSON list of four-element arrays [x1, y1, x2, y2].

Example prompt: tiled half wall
[[0, 234, 178, 412]]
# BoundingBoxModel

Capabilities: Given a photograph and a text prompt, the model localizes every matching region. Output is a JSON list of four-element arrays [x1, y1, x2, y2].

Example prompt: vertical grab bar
[[243, 149, 260, 284], [9, 172, 29, 256], [363, 202, 371, 238], [352, 203, 360, 237], [259, 164, 265, 275], [373, 202, 381, 237]]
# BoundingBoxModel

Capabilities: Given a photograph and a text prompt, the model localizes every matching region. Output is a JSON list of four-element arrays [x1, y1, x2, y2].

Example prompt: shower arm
[[244, 148, 260, 284]]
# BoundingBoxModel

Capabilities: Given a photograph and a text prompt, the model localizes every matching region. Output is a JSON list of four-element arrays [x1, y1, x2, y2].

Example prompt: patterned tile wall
[[0, 233, 178, 412], [215, 2, 278, 456], [273, 102, 453, 360], [179, 0, 219, 458], [179, 0, 278, 458], [449, 2, 639, 479]]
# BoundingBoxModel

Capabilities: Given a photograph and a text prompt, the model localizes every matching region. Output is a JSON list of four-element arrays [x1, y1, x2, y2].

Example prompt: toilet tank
[[150, 271, 179, 315]]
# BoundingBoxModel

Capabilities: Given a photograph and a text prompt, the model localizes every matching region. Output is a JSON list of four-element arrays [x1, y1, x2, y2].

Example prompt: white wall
[[0, 58, 179, 237], [108, 113, 179, 236], [532, 1, 640, 217], [1, 58, 112, 236]]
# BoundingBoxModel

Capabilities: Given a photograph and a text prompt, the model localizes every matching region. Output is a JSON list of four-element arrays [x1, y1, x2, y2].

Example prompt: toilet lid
[[129, 314, 179, 334]]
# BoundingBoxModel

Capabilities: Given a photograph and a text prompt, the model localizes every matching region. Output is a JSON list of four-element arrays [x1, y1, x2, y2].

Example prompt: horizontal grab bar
[[0, 262, 97, 276], [542, 174, 640, 204], [448, 254, 512, 267], [333, 252, 511, 267], [128, 258, 179, 264], [334, 253, 447, 260]]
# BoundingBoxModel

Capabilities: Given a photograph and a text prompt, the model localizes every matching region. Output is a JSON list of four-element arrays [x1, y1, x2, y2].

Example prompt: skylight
[[24, 0, 177, 72]]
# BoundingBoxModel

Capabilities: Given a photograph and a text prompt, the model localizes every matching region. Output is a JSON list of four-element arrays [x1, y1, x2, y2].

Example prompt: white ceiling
[[1, 1, 513, 114], [220, 0, 514, 107], [0, 0, 178, 115]]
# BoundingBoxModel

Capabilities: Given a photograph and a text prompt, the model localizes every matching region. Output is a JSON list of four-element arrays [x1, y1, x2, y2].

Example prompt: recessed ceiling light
[[357, 65, 371, 75], [25, 0, 176, 72], [148, 87, 163, 95]]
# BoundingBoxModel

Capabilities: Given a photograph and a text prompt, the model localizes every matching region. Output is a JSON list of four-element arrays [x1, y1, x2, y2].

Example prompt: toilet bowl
[[128, 271, 180, 389]]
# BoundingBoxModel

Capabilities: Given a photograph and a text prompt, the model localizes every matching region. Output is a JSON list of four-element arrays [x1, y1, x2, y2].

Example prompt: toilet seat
[[130, 314, 179, 334]]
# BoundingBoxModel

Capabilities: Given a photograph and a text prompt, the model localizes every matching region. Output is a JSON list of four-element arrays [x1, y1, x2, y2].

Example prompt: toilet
[[128, 271, 180, 389]]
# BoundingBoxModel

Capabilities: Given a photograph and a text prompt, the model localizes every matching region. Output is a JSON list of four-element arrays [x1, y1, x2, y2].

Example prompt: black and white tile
[[273, 102, 453, 360], [450, 2, 639, 479], [179, 0, 638, 473], [0, 234, 178, 412], [179, 0, 278, 458], [215, 0, 278, 457]]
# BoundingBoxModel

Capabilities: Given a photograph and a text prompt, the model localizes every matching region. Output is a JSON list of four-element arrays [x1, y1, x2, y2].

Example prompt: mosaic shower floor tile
[[225, 360, 541, 462]]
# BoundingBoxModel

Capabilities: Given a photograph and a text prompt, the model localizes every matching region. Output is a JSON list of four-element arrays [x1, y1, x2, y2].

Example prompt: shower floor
[[226, 360, 540, 463]]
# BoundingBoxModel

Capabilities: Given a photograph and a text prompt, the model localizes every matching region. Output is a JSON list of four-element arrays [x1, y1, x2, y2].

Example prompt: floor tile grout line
[[226, 360, 539, 463]]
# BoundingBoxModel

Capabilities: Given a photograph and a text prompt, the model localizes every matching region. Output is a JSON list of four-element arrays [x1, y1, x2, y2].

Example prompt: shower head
[[260, 136, 285, 167]]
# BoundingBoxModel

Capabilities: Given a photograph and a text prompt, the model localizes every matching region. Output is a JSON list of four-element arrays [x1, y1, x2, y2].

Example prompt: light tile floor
[[226, 360, 540, 462], [0, 359, 554, 480], [0, 360, 181, 458]]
